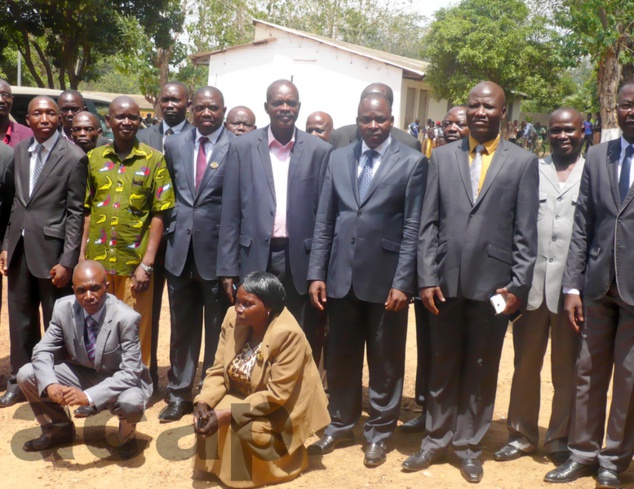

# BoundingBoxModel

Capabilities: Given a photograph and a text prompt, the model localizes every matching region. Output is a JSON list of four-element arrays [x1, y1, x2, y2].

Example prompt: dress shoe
[[544, 459, 597, 483], [461, 458, 484, 483], [0, 390, 25, 408], [494, 444, 531, 462], [23, 422, 75, 451], [73, 405, 97, 418], [402, 449, 437, 472], [399, 414, 426, 433], [118, 437, 140, 460], [158, 401, 194, 423], [364, 441, 387, 467], [547, 450, 571, 466], [596, 467, 622, 489], [307, 433, 354, 455]]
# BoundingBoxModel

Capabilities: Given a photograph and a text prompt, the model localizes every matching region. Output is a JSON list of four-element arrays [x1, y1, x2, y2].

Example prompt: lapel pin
[[210, 162, 219, 169]]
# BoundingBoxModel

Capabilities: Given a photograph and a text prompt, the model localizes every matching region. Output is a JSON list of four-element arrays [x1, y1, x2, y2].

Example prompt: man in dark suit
[[17, 260, 152, 459], [0, 96, 87, 407], [404, 82, 538, 483], [329, 83, 422, 152], [57, 90, 110, 148], [137, 81, 193, 391], [543, 82, 634, 489], [306, 93, 425, 467], [217, 80, 332, 354], [159, 86, 234, 422]]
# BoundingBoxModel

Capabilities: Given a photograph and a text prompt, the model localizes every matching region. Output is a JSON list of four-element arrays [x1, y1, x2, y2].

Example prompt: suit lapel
[[181, 129, 196, 198], [559, 155, 585, 195], [456, 139, 474, 205], [71, 300, 84, 361], [540, 158, 561, 193], [607, 140, 623, 210], [92, 296, 114, 369], [29, 137, 64, 200], [360, 139, 400, 206], [476, 139, 510, 205], [349, 142, 362, 206], [257, 128, 276, 204], [286, 132, 305, 210], [224, 316, 249, 384], [196, 128, 230, 200], [17, 142, 32, 204]]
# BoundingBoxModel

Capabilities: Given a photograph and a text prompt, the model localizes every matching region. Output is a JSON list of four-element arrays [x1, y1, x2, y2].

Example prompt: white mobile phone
[[490, 293, 506, 315]]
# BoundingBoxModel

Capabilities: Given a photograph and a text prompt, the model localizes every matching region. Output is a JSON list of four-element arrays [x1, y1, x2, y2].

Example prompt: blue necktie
[[619, 145, 634, 204], [358, 150, 378, 201], [84, 316, 99, 363]]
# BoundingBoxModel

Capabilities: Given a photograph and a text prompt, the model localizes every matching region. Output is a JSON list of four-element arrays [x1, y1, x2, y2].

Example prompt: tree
[[553, 0, 634, 140], [420, 0, 568, 109]]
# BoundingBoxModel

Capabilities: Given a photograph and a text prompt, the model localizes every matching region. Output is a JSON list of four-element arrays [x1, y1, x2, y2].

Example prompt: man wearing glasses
[[0, 79, 33, 148]]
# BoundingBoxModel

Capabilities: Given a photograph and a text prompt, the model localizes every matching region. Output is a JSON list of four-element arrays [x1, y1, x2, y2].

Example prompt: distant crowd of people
[[0, 75, 634, 489]]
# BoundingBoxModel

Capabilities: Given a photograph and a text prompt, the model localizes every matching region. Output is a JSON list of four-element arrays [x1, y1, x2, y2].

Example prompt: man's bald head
[[106, 96, 140, 143], [73, 260, 107, 283], [306, 111, 334, 142], [109, 96, 139, 116], [361, 83, 394, 106], [26, 96, 60, 143], [193, 86, 225, 107], [548, 107, 583, 161], [73, 261, 109, 315], [549, 107, 583, 128], [225, 106, 256, 135], [466, 81, 507, 143], [266, 80, 299, 104]]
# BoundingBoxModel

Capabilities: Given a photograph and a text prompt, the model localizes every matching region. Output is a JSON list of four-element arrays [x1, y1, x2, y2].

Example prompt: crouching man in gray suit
[[17, 260, 152, 459]]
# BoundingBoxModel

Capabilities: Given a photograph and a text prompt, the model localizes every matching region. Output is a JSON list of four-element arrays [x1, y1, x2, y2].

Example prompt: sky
[[408, 0, 458, 21]]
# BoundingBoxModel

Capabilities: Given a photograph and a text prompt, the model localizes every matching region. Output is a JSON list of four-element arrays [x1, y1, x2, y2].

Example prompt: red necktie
[[196, 136, 209, 192]]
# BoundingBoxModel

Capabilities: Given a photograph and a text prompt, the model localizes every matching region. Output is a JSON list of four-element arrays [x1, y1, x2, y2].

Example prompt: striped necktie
[[84, 316, 99, 364], [30, 143, 45, 196], [470, 144, 484, 201], [358, 149, 378, 201]]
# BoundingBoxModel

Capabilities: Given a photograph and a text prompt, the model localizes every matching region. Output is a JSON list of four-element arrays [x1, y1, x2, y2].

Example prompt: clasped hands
[[46, 383, 89, 406], [193, 403, 231, 437]]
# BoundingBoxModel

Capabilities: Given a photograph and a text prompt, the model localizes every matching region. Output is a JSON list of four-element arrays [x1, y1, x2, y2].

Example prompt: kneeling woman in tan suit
[[193, 272, 330, 488]]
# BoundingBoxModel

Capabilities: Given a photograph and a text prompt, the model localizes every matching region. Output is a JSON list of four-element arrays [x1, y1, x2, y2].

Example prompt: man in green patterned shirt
[[81, 96, 174, 371]]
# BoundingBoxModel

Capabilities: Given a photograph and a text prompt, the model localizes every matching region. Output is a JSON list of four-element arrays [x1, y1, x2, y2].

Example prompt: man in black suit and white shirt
[[404, 81, 538, 483], [544, 82, 634, 489], [217, 80, 332, 353], [158, 86, 234, 422], [0, 96, 87, 407], [306, 92, 425, 468]]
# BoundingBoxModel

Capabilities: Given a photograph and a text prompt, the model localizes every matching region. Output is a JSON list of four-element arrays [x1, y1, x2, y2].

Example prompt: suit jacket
[[527, 155, 585, 313], [164, 127, 235, 279], [563, 139, 634, 304], [137, 121, 194, 152], [308, 139, 426, 302], [195, 307, 330, 455], [217, 126, 332, 295], [31, 293, 152, 409], [329, 124, 422, 152], [2, 136, 87, 278], [0, 142, 14, 243], [418, 137, 539, 303]]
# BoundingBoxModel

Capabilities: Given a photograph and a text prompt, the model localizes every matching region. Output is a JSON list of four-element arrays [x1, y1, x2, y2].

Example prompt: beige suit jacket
[[195, 307, 330, 454]]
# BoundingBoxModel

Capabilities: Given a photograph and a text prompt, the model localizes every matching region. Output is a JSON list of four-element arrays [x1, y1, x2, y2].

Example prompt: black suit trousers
[[413, 299, 431, 410]]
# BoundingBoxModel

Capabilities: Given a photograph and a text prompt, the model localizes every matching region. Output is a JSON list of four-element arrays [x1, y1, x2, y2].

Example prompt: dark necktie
[[358, 149, 378, 201], [30, 143, 45, 196], [196, 136, 209, 192], [165, 128, 174, 136], [84, 316, 99, 364], [620, 145, 634, 204]]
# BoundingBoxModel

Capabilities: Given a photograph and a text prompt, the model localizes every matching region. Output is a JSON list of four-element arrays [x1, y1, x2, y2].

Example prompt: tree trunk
[[597, 42, 622, 142]]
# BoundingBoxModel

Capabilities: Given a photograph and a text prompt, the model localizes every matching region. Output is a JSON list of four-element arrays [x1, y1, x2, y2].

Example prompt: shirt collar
[[82, 301, 106, 324], [469, 134, 501, 155], [196, 126, 223, 145], [163, 119, 187, 135], [267, 126, 295, 150], [28, 129, 59, 153], [102, 139, 150, 161], [361, 134, 392, 158]]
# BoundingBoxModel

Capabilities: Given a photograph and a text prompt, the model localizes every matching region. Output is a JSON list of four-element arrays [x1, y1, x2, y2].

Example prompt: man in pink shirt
[[0, 79, 33, 148]]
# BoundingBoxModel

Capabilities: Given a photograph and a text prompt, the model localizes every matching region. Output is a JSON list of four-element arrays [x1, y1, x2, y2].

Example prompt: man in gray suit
[[137, 81, 193, 391], [159, 86, 233, 422], [307, 93, 425, 467], [0, 96, 87, 408], [217, 79, 332, 354], [404, 81, 538, 483], [495, 108, 584, 465], [544, 82, 634, 488], [329, 83, 422, 152], [17, 260, 152, 459]]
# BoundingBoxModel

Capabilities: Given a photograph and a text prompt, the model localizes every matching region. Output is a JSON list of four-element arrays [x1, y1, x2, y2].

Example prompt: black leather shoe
[[118, 437, 140, 460], [364, 441, 386, 467], [0, 390, 26, 408], [399, 414, 426, 433], [23, 423, 75, 451], [596, 467, 622, 489], [402, 449, 437, 472], [544, 459, 597, 483], [547, 450, 571, 466], [307, 433, 354, 455], [158, 401, 194, 423], [461, 458, 483, 483], [73, 405, 97, 418], [494, 444, 530, 462]]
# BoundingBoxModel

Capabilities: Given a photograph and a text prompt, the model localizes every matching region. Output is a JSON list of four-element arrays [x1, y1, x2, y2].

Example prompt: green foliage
[[421, 0, 568, 107]]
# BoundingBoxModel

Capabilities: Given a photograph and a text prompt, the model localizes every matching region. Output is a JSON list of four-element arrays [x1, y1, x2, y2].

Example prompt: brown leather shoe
[[23, 422, 75, 451]]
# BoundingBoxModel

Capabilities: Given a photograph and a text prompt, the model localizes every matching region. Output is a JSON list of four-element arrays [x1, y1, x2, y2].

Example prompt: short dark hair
[[240, 271, 286, 316]]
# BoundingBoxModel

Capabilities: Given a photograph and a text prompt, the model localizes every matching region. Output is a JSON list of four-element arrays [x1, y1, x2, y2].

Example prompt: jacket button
[[552, 236, 556, 242], [265, 236, 269, 242], [351, 237, 355, 244], [557, 196, 563, 201], [187, 229, 191, 235], [549, 258, 554, 263], [357, 210, 362, 216]]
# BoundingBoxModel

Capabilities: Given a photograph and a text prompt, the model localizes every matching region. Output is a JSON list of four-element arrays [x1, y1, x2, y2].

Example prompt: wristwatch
[[139, 262, 154, 275]]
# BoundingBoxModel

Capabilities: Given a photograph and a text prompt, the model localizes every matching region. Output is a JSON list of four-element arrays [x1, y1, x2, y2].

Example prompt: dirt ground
[[1, 279, 632, 489]]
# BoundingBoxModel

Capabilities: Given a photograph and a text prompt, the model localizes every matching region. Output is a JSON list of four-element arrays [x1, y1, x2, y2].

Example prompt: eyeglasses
[[0, 92, 13, 100], [617, 103, 634, 113]]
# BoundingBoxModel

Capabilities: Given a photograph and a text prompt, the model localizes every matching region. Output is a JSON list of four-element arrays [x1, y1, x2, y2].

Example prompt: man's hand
[[50, 264, 71, 288], [131, 265, 151, 293], [309, 281, 327, 310], [221, 277, 236, 304], [420, 286, 445, 315], [564, 293, 584, 333], [61, 386, 89, 406], [193, 402, 219, 437], [385, 288, 410, 311], [495, 287, 521, 315], [46, 384, 66, 405], [0, 250, 8, 276]]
